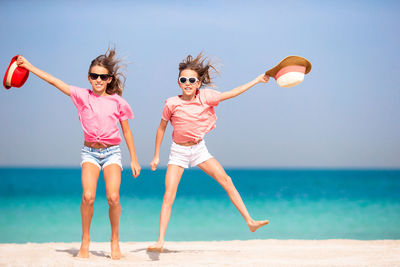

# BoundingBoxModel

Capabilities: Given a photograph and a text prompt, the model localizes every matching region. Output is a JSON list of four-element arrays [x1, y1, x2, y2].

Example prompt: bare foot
[[248, 219, 269, 232], [76, 237, 90, 258], [111, 239, 122, 260], [147, 241, 164, 252]]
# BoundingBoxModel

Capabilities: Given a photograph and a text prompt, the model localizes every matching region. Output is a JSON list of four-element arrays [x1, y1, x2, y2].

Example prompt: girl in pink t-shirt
[[16, 48, 141, 260], [148, 53, 270, 252]]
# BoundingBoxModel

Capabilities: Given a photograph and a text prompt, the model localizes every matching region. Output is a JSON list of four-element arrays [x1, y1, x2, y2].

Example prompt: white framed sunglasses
[[178, 76, 199, 84]]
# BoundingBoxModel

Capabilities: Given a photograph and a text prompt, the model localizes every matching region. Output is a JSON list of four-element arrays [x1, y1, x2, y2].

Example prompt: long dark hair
[[178, 53, 218, 87], [89, 47, 125, 96]]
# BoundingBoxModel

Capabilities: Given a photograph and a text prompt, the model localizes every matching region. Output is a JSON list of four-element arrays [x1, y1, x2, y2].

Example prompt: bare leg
[[148, 164, 184, 252], [77, 162, 100, 258], [198, 158, 269, 232], [103, 164, 122, 260]]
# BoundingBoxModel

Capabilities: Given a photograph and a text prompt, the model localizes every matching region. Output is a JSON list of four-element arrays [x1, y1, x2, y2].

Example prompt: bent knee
[[82, 191, 95, 205], [219, 175, 233, 188], [107, 193, 120, 206]]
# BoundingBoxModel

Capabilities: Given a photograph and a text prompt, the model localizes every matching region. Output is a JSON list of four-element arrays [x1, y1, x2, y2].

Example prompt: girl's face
[[88, 65, 112, 96], [178, 69, 201, 100]]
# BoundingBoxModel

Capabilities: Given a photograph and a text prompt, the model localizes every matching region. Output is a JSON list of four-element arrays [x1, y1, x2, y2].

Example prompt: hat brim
[[3, 55, 29, 90], [265, 56, 312, 78], [3, 56, 18, 89]]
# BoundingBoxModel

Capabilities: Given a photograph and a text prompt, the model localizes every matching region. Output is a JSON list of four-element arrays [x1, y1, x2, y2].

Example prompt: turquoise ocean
[[0, 168, 399, 243]]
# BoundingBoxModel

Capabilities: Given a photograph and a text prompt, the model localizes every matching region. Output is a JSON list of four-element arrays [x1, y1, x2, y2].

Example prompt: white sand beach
[[0, 239, 399, 266]]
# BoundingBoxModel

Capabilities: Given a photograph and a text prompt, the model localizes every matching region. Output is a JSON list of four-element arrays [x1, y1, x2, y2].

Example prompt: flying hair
[[178, 53, 218, 87], [89, 47, 126, 96]]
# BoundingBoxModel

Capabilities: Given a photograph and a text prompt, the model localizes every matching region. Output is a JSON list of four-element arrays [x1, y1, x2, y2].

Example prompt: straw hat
[[3, 55, 29, 89], [265, 56, 311, 88]]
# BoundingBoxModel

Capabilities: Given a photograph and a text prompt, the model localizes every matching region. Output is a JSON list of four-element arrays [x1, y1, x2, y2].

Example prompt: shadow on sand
[[130, 247, 240, 261], [56, 248, 110, 258]]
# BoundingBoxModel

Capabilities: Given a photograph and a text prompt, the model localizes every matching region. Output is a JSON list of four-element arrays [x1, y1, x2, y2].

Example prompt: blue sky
[[0, 0, 399, 168]]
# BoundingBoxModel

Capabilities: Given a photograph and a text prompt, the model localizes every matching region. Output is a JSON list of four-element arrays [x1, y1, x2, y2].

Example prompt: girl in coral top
[[148, 53, 270, 252], [16, 48, 141, 260]]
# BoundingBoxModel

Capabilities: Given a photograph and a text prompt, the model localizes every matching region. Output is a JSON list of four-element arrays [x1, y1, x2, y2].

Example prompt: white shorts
[[168, 140, 213, 168]]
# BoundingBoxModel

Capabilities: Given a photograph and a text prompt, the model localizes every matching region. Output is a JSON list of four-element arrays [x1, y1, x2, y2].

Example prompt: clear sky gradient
[[1, 0, 399, 168]]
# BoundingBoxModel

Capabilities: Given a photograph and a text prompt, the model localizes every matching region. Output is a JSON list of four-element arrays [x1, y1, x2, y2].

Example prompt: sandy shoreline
[[0, 239, 399, 266]]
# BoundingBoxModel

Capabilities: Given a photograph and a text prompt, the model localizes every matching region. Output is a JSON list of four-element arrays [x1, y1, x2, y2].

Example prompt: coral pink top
[[162, 89, 221, 143], [70, 86, 134, 146]]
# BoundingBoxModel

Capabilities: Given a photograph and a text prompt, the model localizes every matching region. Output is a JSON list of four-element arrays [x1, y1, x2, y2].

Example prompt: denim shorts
[[81, 145, 122, 170]]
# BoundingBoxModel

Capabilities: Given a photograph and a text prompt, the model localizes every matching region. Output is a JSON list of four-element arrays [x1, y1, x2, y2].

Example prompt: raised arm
[[219, 73, 269, 102], [16, 55, 71, 96], [120, 119, 141, 178], [150, 119, 168, 171]]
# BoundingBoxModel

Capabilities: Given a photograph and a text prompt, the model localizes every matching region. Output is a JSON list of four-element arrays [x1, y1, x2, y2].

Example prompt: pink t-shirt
[[162, 89, 221, 143], [70, 86, 134, 146]]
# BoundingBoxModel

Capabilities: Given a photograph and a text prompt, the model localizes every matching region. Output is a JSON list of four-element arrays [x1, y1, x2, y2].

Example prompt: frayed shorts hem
[[80, 160, 123, 170]]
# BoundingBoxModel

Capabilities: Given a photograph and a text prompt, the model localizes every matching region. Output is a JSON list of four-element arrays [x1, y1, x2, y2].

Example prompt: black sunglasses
[[179, 76, 199, 84], [88, 73, 111, 81]]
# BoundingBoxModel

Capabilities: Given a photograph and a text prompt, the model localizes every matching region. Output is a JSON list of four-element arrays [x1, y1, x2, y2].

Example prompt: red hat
[[3, 55, 29, 90]]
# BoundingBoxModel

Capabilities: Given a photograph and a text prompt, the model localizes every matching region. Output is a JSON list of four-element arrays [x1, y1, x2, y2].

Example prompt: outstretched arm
[[150, 119, 168, 171], [16, 55, 71, 96], [219, 74, 269, 102], [120, 120, 141, 178]]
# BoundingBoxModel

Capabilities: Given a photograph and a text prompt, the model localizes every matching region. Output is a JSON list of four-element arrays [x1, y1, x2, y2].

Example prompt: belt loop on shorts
[[84, 146, 93, 152]]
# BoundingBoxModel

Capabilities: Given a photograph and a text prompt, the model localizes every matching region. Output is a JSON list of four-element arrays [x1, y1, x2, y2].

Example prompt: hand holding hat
[[3, 55, 30, 90], [265, 56, 312, 88], [256, 73, 270, 84], [15, 55, 33, 71]]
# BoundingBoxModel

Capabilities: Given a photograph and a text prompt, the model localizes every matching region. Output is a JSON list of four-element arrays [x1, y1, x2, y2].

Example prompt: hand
[[131, 161, 141, 178], [150, 157, 159, 171], [16, 55, 33, 71], [256, 73, 269, 84]]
